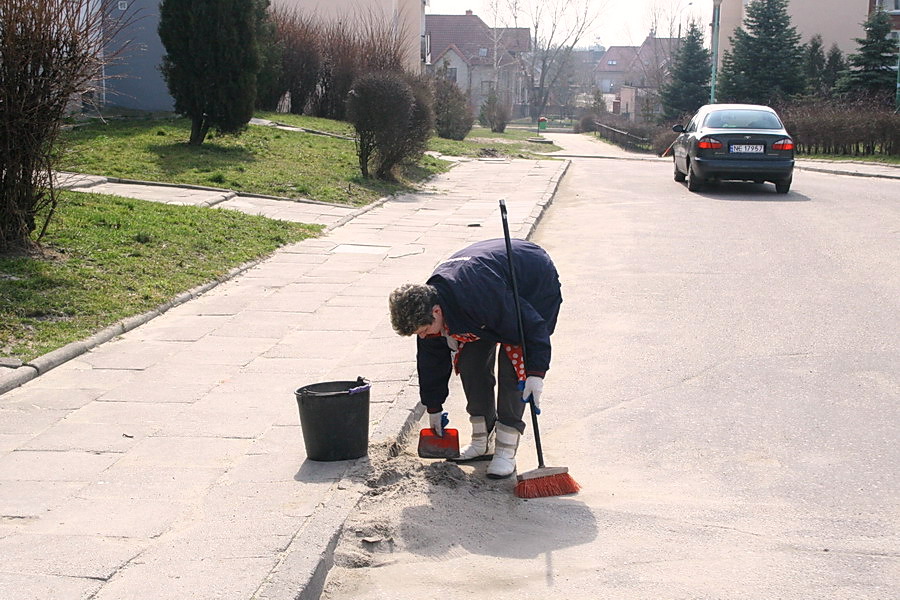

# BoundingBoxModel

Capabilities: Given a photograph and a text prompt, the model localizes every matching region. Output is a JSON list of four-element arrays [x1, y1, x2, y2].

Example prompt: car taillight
[[772, 138, 794, 151], [698, 136, 722, 149]]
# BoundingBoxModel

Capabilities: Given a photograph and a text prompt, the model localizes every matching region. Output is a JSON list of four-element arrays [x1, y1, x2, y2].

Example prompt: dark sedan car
[[672, 104, 795, 193]]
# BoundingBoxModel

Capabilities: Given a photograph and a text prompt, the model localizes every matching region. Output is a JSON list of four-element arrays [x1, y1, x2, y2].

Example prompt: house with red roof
[[425, 10, 530, 116], [594, 33, 679, 122]]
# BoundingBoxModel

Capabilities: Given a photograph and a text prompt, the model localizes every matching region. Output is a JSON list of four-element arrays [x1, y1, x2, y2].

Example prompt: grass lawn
[[0, 192, 320, 362], [3, 114, 563, 366], [58, 115, 448, 207], [427, 126, 561, 157]]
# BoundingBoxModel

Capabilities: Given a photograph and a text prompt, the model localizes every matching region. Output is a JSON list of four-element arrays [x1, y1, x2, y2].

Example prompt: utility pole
[[710, 0, 723, 104]]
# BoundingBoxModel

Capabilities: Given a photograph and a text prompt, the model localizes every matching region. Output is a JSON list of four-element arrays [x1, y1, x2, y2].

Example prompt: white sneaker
[[486, 423, 519, 479], [451, 416, 493, 461]]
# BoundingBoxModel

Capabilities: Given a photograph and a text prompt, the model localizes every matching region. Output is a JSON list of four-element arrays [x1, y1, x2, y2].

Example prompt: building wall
[[103, 0, 174, 111], [719, 0, 871, 55], [436, 50, 471, 101], [870, 0, 900, 39]]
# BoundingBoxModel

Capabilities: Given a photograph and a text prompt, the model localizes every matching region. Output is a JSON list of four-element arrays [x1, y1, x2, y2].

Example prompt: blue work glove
[[521, 376, 544, 414], [429, 411, 449, 437]]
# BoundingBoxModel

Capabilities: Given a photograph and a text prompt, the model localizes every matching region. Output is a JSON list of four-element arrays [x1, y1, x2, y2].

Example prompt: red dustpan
[[417, 428, 460, 459]]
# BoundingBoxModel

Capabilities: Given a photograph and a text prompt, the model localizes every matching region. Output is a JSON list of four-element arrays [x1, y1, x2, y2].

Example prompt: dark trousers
[[456, 338, 526, 434]]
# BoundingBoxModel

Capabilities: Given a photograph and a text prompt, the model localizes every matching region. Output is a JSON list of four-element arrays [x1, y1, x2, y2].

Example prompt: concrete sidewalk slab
[[55, 171, 358, 227], [0, 157, 569, 600]]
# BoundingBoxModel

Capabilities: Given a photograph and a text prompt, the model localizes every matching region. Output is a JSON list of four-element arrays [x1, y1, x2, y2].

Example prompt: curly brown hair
[[388, 283, 438, 336]]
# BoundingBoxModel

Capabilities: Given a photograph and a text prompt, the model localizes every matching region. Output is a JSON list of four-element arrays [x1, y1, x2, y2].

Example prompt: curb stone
[[795, 164, 900, 180]]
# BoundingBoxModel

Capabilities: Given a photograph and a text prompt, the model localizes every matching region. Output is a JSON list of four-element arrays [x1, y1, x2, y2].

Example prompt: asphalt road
[[321, 154, 899, 600], [531, 156, 899, 597]]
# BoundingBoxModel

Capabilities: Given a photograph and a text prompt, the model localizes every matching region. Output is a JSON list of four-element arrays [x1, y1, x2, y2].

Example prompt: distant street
[[533, 153, 900, 597], [322, 145, 900, 598]]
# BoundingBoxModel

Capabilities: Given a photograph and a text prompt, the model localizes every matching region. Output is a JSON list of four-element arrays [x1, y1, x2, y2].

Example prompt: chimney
[[466, 10, 473, 16]]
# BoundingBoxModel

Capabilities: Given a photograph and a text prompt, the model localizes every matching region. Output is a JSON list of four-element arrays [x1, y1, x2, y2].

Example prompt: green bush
[[375, 74, 434, 179], [778, 98, 900, 156], [479, 90, 509, 133], [575, 114, 598, 133], [433, 76, 474, 140], [347, 71, 433, 180]]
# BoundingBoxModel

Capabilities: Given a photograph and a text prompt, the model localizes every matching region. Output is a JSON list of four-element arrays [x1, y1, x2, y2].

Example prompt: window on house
[[481, 81, 495, 94], [479, 48, 488, 57], [607, 60, 617, 66], [421, 33, 431, 64], [446, 68, 457, 83], [118, 1, 128, 9]]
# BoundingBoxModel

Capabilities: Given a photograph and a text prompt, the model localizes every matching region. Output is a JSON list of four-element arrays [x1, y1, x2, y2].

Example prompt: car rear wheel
[[673, 160, 686, 182], [775, 176, 792, 194], [686, 161, 702, 192]]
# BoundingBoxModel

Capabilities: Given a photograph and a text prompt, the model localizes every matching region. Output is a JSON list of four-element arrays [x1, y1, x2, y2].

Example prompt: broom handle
[[499, 200, 546, 470]]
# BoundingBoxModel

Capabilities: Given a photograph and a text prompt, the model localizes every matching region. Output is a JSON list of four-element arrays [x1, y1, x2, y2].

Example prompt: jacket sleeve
[[517, 297, 552, 376], [416, 336, 452, 410]]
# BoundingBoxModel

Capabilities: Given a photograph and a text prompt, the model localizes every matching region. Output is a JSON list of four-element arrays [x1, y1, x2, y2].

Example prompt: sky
[[425, 0, 714, 48]]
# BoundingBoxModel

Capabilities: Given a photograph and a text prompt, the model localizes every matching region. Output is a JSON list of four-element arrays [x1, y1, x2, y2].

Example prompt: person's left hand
[[429, 411, 448, 437], [522, 376, 544, 413]]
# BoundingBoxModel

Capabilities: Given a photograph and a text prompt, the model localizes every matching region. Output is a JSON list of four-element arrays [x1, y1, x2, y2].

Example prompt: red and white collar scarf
[[445, 327, 526, 382]]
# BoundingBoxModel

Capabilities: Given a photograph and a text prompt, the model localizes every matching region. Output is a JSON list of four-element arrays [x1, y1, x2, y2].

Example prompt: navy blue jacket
[[417, 238, 562, 409]]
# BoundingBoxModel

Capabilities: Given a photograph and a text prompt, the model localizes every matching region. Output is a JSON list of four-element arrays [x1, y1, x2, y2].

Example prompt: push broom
[[499, 199, 580, 499]]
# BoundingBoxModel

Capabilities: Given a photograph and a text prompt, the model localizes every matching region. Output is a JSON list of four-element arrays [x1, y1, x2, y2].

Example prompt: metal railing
[[594, 123, 651, 152]]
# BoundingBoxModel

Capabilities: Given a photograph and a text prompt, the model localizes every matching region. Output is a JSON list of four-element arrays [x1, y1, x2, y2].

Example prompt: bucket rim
[[295, 377, 370, 396]]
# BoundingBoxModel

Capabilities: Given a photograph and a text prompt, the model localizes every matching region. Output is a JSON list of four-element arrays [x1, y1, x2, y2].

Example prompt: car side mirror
[[672, 124, 685, 133]]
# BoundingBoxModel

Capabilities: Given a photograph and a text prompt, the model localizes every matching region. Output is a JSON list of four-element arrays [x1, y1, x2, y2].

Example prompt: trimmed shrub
[[434, 76, 474, 140], [347, 71, 433, 180], [479, 90, 509, 133], [778, 98, 899, 156], [575, 114, 598, 133], [375, 74, 434, 179]]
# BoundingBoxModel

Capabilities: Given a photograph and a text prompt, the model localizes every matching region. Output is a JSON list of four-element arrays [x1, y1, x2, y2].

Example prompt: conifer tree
[[717, 0, 805, 104], [803, 34, 827, 96], [159, 0, 263, 145], [836, 8, 899, 103], [823, 43, 847, 95], [659, 21, 710, 120]]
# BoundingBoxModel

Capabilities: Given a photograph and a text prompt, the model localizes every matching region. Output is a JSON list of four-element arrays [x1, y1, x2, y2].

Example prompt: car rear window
[[704, 110, 782, 129]]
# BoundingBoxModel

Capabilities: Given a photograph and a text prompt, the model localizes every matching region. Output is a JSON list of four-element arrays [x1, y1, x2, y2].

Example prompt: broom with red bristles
[[499, 199, 580, 499]]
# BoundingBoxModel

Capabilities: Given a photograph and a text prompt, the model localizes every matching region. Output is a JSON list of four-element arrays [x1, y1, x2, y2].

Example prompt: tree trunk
[[189, 116, 209, 146]]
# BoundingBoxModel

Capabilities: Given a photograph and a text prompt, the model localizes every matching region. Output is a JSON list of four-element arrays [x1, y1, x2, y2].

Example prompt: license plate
[[730, 144, 764, 153]]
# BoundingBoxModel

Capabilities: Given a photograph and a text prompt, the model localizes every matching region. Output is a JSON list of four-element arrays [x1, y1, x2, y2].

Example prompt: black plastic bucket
[[295, 377, 371, 461]]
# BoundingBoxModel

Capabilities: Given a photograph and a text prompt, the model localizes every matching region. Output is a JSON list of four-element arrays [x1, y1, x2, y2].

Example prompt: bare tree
[[270, 7, 322, 114], [0, 0, 132, 252], [510, 0, 599, 120]]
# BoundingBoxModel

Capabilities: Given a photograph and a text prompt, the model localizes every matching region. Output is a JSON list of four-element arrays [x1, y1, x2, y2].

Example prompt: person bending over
[[388, 238, 562, 479]]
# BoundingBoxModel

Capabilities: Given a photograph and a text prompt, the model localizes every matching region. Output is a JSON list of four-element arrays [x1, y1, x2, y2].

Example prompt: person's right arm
[[416, 335, 452, 412]]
